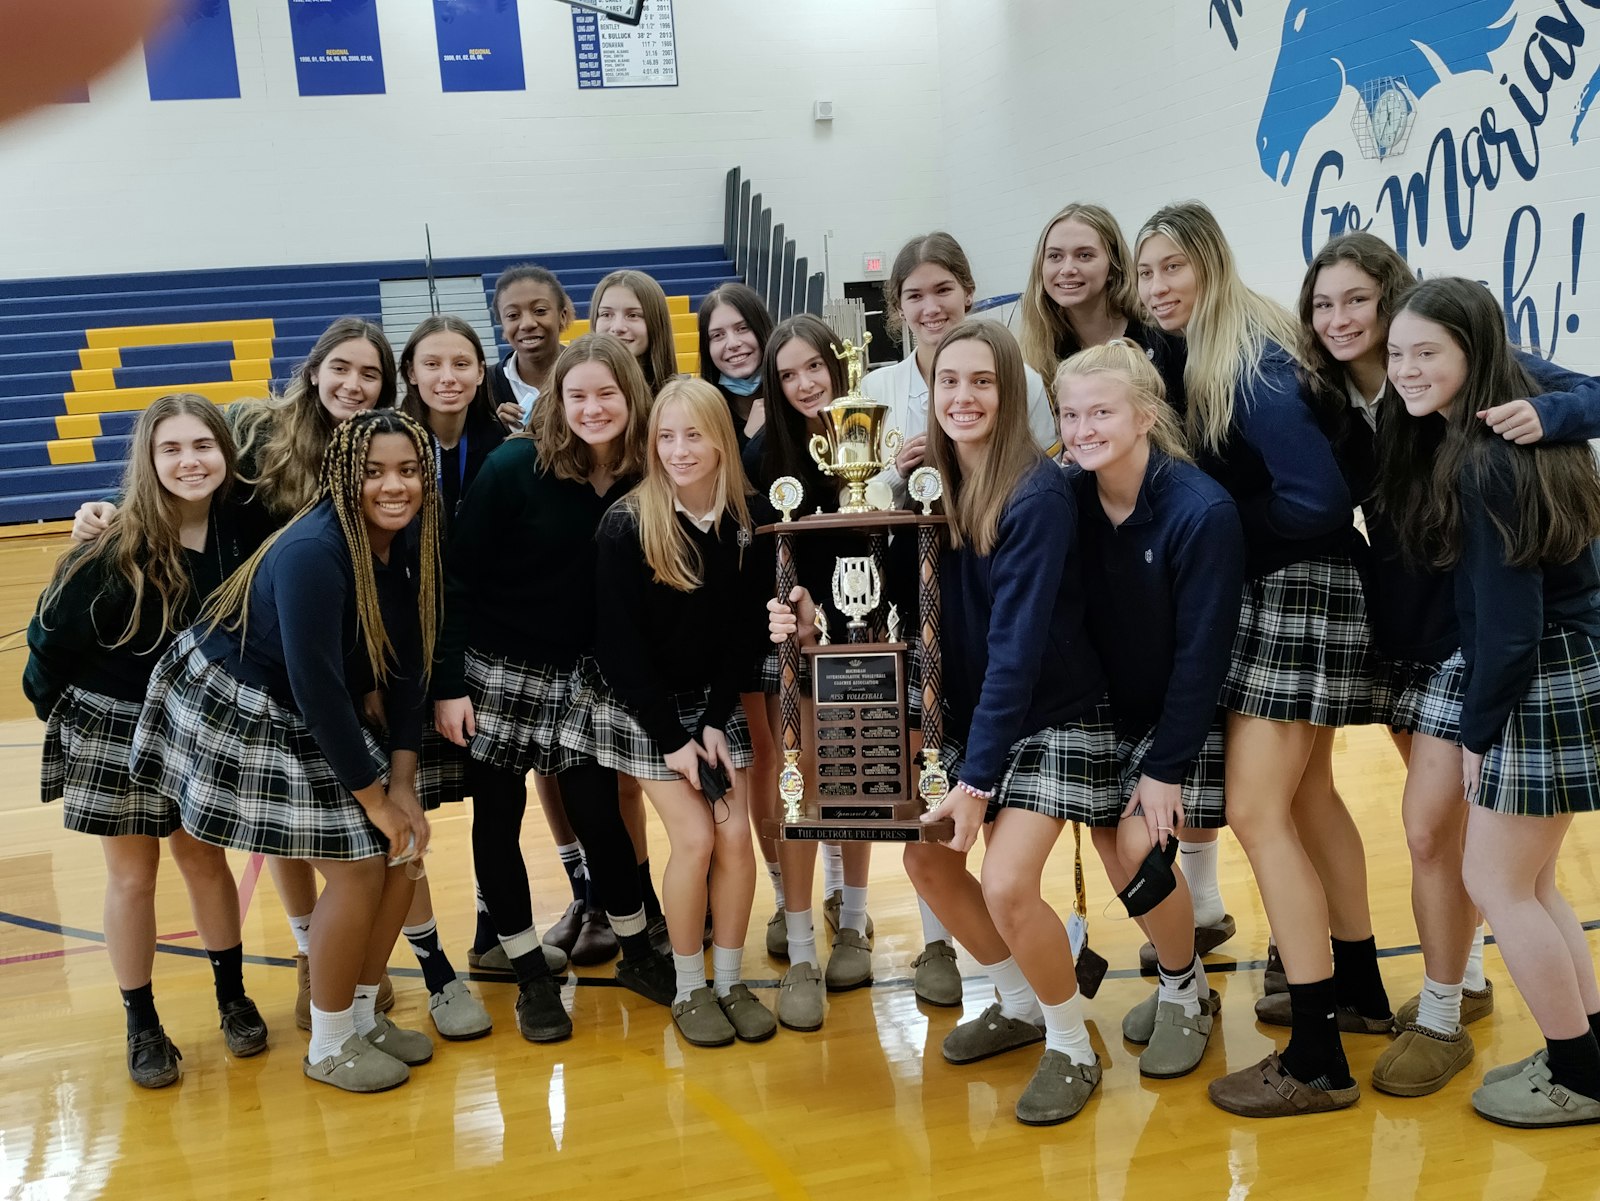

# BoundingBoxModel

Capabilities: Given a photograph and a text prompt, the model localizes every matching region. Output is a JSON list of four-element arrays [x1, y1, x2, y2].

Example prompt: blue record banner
[[144, 0, 243, 102], [434, 0, 525, 93], [287, 0, 386, 97]]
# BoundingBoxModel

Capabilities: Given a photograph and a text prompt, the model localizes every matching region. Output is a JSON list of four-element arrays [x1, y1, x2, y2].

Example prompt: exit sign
[[863, 252, 885, 275]]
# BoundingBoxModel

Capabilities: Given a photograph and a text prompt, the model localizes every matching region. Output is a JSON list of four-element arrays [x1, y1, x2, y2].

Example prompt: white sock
[[352, 982, 379, 1037], [1179, 841, 1225, 927], [1464, 925, 1487, 992], [673, 951, 706, 1005], [918, 896, 951, 946], [839, 885, 869, 935], [766, 860, 785, 910], [1194, 954, 1210, 999], [610, 907, 648, 938], [1157, 958, 1201, 1018], [785, 909, 818, 967], [712, 944, 743, 998], [498, 923, 541, 961], [1040, 993, 1095, 1065], [286, 913, 313, 957], [308, 1001, 356, 1063], [1415, 974, 1464, 1035], [822, 843, 844, 897], [981, 955, 1042, 1024]]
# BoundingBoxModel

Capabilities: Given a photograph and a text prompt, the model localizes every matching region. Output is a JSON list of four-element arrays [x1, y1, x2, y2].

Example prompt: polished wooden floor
[[3, 533, 1599, 1201]]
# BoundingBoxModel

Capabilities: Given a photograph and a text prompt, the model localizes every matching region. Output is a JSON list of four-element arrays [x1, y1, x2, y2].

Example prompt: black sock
[[617, 929, 655, 962], [121, 982, 160, 1037], [404, 918, 459, 995], [638, 860, 663, 923], [1157, 958, 1197, 990], [511, 946, 552, 988], [1331, 935, 1391, 1020], [471, 882, 498, 955], [559, 845, 588, 904], [1589, 1011, 1600, 1046], [206, 943, 246, 1008], [1279, 977, 1353, 1089], [1547, 1032, 1600, 1100]]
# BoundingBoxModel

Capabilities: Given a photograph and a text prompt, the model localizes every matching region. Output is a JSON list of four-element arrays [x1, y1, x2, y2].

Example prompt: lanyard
[[435, 433, 468, 508]]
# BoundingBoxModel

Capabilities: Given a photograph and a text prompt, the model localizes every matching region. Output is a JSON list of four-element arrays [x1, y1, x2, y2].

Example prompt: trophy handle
[[883, 427, 903, 463], [809, 434, 831, 472]]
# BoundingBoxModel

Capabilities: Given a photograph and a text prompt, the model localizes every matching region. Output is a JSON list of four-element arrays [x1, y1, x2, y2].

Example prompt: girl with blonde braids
[[131, 408, 438, 1094]]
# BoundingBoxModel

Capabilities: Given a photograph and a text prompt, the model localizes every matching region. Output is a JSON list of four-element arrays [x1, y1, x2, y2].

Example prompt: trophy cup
[[807, 335, 903, 515]]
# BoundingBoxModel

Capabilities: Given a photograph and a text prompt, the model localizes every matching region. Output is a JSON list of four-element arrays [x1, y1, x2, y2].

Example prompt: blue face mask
[[721, 370, 761, 397]]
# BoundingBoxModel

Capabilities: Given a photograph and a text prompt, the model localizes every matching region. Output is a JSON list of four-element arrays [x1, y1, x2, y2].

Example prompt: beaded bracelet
[[957, 780, 995, 801]]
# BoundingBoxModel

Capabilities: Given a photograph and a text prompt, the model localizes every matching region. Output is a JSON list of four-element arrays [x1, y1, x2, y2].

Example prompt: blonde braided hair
[[204, 408, 440, 686]]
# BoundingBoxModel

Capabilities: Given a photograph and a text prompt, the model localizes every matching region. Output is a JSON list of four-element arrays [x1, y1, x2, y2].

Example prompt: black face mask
[[1110, 837, 1181, 919]]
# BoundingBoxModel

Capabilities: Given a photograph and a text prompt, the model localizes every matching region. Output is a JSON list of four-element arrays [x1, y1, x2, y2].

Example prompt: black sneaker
[[219, 997, 269, 1057], [515, 977, 573, 1043], [127, 1026, 182, 1088], [616, 951, 676, 1007]]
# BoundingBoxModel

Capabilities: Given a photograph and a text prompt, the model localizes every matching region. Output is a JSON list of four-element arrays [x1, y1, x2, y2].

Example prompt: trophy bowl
[[808, 399, 903, 514]]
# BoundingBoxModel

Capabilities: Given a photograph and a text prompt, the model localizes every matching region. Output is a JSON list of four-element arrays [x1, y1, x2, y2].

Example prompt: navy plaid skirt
[[463, 648, 581, 777], [942, 703, 1119, 826], [1222, 555, 1376, 727], [558, 661, 755, 781], [131, 633, 391, 861], [1376, 654, 1464, 743], [1114, 712, 1227, 829], [1476, 628, 1600, 817], [417, 725, 469, 810], [42, 687, 179, 839]]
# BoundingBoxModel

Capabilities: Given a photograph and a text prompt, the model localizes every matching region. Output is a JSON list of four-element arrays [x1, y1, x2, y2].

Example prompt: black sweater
[[1072, 455, 1245, 783], [1455, 439, 1600, 754], [24, 500, 255, 718], [592, 504, 764, 752], [1193, 342, 1353, 578], [431, 405, 506, 535], [436, 436, 635, 695], [943, 458, 1105, 792], [198, 501, 426, 791]]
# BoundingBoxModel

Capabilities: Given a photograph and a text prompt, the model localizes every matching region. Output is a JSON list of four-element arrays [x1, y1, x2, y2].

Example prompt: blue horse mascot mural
[[1256, 0, 1517, 185]]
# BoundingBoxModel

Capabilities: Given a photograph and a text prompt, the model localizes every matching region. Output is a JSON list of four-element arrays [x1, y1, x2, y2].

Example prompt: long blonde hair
[[1019, 203, 1142, 388], [42, 393, 236, 650], [1055, 339, 1191, 464], [205, 409, 440, 687], [591, 269, 678, 393], [1134, 202, 1302, 454], [620, 377, 752, 592], [925, 321, 1046, 555], [528, 334, 651, 483], [232, 317, 397, 516]]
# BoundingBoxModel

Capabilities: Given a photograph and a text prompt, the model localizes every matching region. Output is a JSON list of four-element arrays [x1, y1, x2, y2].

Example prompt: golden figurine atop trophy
[[806, 334, 903, 514]]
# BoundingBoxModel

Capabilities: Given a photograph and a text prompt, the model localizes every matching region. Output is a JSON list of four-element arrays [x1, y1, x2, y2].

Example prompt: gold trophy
[[808, 335, 903, 514]]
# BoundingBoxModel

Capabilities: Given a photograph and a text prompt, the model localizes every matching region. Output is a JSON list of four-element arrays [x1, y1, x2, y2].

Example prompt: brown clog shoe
[[1207, 1052, 1360, 1118]]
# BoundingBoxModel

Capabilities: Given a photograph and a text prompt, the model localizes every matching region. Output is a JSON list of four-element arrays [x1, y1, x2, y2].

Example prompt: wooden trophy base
[[761, 815, 955, 843]]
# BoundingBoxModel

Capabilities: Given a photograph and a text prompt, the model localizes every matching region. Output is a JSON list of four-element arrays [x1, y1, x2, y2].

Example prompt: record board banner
[[288, 0, 386, 97], [145, 0, 243, 102], [434, 0, 525, 93]]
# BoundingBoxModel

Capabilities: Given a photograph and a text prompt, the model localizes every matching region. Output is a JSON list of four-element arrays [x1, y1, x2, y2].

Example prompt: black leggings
[[470, 758, 641, 937]]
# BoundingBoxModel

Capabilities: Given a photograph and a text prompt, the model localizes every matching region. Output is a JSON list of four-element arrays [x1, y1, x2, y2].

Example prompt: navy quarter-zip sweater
[[1072, 454, 1245, 783], [943, 457, 1105, 793]]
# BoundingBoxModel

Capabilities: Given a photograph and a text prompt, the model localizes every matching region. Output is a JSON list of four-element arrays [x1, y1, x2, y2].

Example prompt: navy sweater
[[943, 457, 1105, 793], [24, 499, 255, 719], [592, 505, 765, 752], [1072, 455, 1245, 783], [1350, 352, 1600, 663], [198, 501, 426, 792], [436, 437, 635, 696], [431, 405, 506, 534], [1194, 342, 1352, 578]]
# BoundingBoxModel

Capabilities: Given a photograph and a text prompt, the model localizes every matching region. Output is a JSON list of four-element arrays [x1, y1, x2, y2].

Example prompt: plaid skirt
[[1114, 713, 1228, 829], [558, 662, 755, 781], [1476, 628, 1600, 817], [1375, 654, 1464, 743], [463, 648, 581, 777], [754, 647, 810, 696], [42, 687, 179, 839], [131, 632, 391, 861], [942, 703, 1119, 826], [417, 725, 469, 810], [1222, 555, 1376, 727]]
